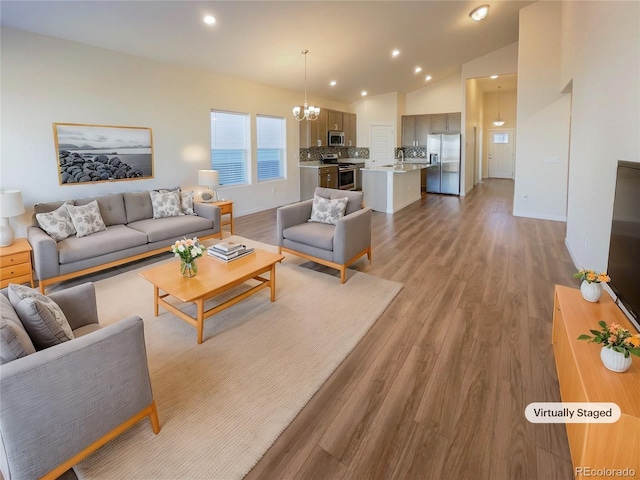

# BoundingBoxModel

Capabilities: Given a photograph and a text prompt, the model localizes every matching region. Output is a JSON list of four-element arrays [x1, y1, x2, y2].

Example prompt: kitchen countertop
[[300, 160, 366, 168], [362, 163, 428, 173]]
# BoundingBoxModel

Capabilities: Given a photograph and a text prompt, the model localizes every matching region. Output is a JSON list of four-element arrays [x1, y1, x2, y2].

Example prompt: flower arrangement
[[573, 269, 610, 284], [170, 237, 204, 276], [578, 320, 640, 358]]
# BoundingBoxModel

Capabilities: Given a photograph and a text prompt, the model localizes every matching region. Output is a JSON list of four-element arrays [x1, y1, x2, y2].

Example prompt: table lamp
[[198, 170, 219, 203], [0, 189, 25, 247]]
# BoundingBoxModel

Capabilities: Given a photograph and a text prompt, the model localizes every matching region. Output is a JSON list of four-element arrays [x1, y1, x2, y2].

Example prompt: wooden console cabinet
[[552, 285, 640, 474]]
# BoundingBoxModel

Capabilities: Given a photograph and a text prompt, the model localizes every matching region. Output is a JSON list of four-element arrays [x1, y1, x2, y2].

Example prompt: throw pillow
[[0, 317, 36, 364], [309, 194, 349, 225], [181, 190, 196, 215], [7, 284, 74, 351], [66, 200, 107, 237], [36, 202, 76, 242], [150, 190, 184, 218], [1, 294, 36, 364]]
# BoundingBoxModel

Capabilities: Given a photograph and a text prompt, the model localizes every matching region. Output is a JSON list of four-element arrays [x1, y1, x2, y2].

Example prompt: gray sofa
[[28, 190, 222, 292], [277, 187, 372, 283], [0, 282, 159, 480]]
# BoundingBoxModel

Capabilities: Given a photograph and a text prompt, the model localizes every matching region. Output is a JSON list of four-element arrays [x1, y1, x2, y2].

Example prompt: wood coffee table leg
[[270, 263, 276, 302], [153, 286, 159, 316], [196, 297, 205, 344]]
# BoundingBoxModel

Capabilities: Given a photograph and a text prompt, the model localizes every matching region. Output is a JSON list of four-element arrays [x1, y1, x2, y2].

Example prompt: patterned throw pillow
[[150, 190, 184, 218], [36, 202, 76, 241], [309, 194, 349, 225], [7, 284, 74, 351], [181, 190, 196, 215], [66, 200, 107, 237]]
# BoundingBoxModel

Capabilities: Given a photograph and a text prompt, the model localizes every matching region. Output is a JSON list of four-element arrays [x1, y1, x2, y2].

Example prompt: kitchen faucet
[[397, 150, 404, 165]]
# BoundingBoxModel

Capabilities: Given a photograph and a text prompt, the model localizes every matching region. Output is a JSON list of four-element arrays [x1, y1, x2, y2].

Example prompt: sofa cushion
[[35, 202, 77, 242], [123, 191, 154, 223], [283, 222, 335, 251], [309, 194, 348, 225], [67, 200, 107, 237], [315, 187, 363, 216], [57, 224, 148, 264], [181, 190, 196, 215], [150, 190, 184, 219], [128, 215, 215, 243], [7, 284, 74, 351], [76, 193, 127, 226], [0, 294, 36, 364]]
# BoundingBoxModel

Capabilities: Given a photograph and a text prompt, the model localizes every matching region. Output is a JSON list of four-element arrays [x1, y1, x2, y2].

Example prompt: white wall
[[560, 1, 640, 270], [404, 74, 462, 115], [350, 92, 402, 148], [0, 28, 347, 238], [464, 78, 483, 187], [513, 1, 571, 222]]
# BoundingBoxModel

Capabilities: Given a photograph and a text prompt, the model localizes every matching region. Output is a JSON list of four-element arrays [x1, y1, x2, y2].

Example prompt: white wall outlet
[[271, 187, 276, 194], [307, 153, 311, 159], [545, 156, 561, 164], [355, 151, 358, 157], [522, 194, 529, 199]]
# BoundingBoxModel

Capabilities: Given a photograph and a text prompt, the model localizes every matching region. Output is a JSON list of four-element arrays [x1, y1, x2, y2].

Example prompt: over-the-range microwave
[[328, 131, 345, 147]]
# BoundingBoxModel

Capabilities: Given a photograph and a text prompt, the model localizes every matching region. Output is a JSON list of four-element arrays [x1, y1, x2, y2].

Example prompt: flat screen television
[[607, 160, 640, 332]]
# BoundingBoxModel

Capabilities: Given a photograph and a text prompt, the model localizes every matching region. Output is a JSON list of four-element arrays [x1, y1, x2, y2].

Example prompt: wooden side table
[[212, 200, 234, 234], [0, 238, 35, 289]]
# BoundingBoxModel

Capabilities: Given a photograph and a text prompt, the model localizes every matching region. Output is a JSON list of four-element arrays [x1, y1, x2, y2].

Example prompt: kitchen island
[[361, 162, 427, 213]]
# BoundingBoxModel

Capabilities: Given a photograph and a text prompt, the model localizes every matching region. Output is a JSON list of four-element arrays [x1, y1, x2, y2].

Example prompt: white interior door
[[370, 124, 394, 168], [488, 128, 515, 179]]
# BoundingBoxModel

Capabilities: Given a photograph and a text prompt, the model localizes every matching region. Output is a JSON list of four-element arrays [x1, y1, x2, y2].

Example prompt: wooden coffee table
[[139, 249, 284, 344]]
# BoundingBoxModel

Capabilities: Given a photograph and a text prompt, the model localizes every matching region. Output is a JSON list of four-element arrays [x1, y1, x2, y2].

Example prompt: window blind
[[257, 115, 285, 182], [211, 111, 249, 186]]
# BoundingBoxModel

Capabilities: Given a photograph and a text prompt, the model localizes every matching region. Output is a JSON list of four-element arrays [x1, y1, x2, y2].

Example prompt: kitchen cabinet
[[401, 115, 430, 146], [328, 110, 343, 131], [299, 109, 329, 147], [343, 113, 357, 147], [300, 165, 338, 200], [430, 112, 461, 134]]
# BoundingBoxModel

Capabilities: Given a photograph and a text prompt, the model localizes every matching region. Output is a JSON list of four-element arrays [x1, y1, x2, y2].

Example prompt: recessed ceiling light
[[491, 75, 498, 79], [330, 80, 337, 86], [415, 67, 422, 74], [469, 5, 489, 21], [361, 91, 368, 96], [392, 50, 400, 57], [203, 15, 216, 25], [425, 75, 432, 81]]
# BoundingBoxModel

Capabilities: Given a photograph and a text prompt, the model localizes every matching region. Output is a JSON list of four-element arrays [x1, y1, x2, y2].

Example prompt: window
[[256, 115, 285, 182], [493, 133, 509, 144], [211, 110, 249, 186]]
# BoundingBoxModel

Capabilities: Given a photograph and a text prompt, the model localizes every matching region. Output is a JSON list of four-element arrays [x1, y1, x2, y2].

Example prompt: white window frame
[[210, 110, 250, 186], [256, 115, 286, 182]]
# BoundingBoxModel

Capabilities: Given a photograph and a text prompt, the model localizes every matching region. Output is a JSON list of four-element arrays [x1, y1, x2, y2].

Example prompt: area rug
[[74, 236, 402, 480]]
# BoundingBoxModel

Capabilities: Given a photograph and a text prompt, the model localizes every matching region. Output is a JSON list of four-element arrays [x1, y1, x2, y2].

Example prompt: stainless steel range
[[321, 154, 356, 191]]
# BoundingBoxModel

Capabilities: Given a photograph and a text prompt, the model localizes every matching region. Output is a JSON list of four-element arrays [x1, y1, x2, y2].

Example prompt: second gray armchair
[[277, 187, 372, 283]]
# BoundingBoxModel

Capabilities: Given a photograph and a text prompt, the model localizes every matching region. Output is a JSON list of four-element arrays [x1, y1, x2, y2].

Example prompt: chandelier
[[292, 49, 320, 122], [493, 85, 505, 126]]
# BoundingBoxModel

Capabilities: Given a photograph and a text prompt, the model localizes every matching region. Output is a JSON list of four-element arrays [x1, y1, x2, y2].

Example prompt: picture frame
[[53, 123, 154, 185]]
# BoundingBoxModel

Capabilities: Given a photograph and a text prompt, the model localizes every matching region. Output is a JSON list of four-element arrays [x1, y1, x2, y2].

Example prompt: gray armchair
[[277, 187, 372, 283], [0, 283, 159, 480]]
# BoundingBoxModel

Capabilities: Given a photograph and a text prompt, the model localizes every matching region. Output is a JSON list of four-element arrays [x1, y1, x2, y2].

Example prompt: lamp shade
[[198, 170, 219, 187], [0, 190, 25, 218]]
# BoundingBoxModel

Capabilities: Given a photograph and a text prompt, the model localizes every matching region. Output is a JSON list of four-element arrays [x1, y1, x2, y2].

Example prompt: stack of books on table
[[207, 241, 255, 262]]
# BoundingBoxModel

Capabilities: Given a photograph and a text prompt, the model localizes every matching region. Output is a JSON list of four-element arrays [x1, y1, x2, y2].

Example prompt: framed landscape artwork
[[53, 123, 154, 185]]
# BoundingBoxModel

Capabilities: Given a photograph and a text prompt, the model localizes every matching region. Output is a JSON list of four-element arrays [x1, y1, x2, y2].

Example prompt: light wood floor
[[239, 179, 576, 480]]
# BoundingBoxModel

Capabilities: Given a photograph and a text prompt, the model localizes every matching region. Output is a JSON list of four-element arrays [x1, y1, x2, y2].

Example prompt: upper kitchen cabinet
[[327, 110, 343, 131], [430, 112, 461, 134], [402, 115, 430, 146], [299, 108, 329, 147], [343, 113, 357, 147]]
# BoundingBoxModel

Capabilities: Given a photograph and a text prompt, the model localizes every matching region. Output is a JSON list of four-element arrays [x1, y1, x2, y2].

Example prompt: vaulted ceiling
[[0, 1, 532, 103]]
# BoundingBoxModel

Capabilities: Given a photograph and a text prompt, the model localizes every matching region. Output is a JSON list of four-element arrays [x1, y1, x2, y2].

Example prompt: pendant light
[[292, 50, 320, 122], [493, 86, 505, 126]]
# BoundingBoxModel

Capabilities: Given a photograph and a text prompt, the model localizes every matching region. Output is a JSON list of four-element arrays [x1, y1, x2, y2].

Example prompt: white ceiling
[[0, 1, 531, 104]]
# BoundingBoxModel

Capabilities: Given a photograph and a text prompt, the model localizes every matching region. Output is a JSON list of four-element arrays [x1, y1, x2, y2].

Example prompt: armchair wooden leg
[[278, 246, 282, 254], [367, 246, 372, 262], [149, 400, 161, 434], [340, 266, 346, 284]]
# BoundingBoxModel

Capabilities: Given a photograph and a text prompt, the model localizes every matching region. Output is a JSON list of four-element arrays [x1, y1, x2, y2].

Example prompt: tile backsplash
[[299, 146, 369, 162]]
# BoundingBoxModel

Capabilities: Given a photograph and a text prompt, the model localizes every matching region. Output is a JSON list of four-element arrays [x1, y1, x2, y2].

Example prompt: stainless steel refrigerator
[[426, 134, 461, 195]]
